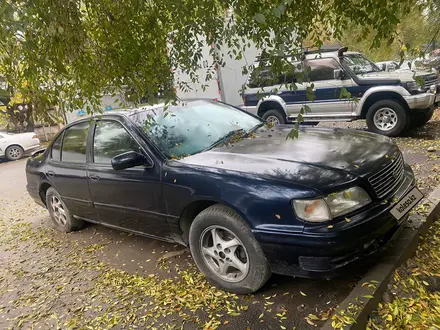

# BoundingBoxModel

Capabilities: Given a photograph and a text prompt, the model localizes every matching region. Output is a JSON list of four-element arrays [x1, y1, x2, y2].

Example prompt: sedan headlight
[[292, 187, 372, 222]]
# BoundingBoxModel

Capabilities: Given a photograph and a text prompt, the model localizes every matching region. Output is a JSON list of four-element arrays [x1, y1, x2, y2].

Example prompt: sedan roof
[[71, 99, 221, 123]]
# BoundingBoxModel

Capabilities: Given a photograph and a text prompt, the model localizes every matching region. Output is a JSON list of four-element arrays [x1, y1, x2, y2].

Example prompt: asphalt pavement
[[0, 159, 357, 329]]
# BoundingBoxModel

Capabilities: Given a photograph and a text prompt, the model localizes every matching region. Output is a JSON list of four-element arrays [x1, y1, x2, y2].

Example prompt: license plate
[[390, 187, 423, 220]]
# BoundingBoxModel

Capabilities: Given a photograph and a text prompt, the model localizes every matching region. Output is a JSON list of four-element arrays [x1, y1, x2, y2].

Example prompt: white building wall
[[174, 41, 221, 101], [172, 35, 260, 106], [217, 43, 259, 106]]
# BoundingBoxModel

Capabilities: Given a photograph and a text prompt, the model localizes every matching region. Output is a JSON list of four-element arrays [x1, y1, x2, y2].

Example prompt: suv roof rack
[[303, 45, 345, 55], [254, 46, 348, 62]]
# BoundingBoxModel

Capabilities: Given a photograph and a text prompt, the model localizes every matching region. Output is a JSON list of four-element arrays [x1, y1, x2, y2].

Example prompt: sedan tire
[[5, 145, 24, 161], [46, 187, 85, 232], [189, 204, 271, 294]]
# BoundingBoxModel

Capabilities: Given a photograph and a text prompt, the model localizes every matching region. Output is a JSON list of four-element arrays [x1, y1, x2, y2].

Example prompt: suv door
[[304, 58, 354, 117], [87, 119, 171, 240], [47, 122, 96, 220], [279, 63, 306, 117]]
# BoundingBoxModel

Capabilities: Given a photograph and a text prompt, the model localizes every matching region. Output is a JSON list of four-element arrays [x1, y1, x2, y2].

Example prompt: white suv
[[243, 48, 439, 136]]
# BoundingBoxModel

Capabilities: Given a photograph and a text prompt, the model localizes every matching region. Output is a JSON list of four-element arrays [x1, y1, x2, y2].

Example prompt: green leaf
[[254, 13, 266, 24]]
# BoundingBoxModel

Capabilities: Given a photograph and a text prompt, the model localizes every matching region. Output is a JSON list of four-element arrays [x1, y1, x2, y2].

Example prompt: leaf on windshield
[[275, 214, 281, 219]]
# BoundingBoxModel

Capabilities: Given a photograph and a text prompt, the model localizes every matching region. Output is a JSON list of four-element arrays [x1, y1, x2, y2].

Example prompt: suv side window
[[93, 120, 141, 165], [248, 67, 285, 88], [306, 58, 340, 81], [285, 63, 304, 83], [51, 132, 64, 161], [61, 122, 89, 163]]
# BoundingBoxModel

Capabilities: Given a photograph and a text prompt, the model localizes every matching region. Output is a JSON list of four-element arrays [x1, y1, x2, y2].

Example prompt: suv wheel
[[366, 100, 408, 137], [262, 109, 286, 125], [46, 187, 85, 232], [189, 204, 271, 294], [411, 108, 434, 128]]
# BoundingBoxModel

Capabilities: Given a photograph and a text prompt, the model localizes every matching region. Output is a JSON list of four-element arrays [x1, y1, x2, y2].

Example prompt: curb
[[321, 187, 440, 330]]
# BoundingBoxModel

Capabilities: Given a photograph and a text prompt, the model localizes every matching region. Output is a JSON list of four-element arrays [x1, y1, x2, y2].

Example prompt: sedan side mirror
[[333, 69, 344, 80], [111, 151, 152, 170]]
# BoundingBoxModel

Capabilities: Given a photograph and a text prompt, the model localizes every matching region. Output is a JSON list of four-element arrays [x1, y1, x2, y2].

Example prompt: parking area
[[1, 111, 440, 329]]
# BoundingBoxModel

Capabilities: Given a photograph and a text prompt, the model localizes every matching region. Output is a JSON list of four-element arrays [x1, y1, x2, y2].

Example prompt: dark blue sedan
[[26, 99, 422, 293]]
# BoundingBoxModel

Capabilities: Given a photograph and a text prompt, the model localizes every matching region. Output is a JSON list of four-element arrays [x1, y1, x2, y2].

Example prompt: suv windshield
[[343, 54, 381, 75], [130, 100, 261, 158]]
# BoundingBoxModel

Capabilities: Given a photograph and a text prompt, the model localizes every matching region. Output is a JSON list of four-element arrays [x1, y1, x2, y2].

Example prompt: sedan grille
[[368, 153, 404, 198]]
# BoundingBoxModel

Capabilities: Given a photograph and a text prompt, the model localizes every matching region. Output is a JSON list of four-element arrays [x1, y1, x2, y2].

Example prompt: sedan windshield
[[343, 54, 381, 75], [130, 100, 261, 158]]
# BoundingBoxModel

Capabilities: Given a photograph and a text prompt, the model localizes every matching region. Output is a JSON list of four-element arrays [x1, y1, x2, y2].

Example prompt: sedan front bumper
[[253, 166, 416, 278]]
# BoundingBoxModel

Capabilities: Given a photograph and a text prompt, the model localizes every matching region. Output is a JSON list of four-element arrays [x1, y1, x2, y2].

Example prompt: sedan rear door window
[[61, 122, 89, 163], [51, 132, 64, 161], [93, 121, 141, 164]]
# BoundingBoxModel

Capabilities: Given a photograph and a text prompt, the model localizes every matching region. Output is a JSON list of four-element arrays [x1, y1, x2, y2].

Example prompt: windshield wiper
[[203, 129, 246, 151], [245, 122, 265, 136]]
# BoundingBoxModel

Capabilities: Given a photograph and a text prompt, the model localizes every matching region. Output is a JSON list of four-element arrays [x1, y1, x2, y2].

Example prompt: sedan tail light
[[32, 134, 38, 139]]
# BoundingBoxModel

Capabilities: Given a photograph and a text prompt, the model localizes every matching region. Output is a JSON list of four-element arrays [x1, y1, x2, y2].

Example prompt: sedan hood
[[178, 126, 399, 192]]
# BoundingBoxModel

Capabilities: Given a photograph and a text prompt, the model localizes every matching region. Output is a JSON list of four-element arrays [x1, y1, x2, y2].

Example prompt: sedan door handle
[[47, 171, 55, 177], [89, 175, 100, 182]]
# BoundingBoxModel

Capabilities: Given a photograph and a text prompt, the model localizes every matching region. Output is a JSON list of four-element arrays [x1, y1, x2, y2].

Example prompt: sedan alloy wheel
[[200, 226, 250, 282], [50, 195, 67, 226], [6, 146, 23, 161]]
